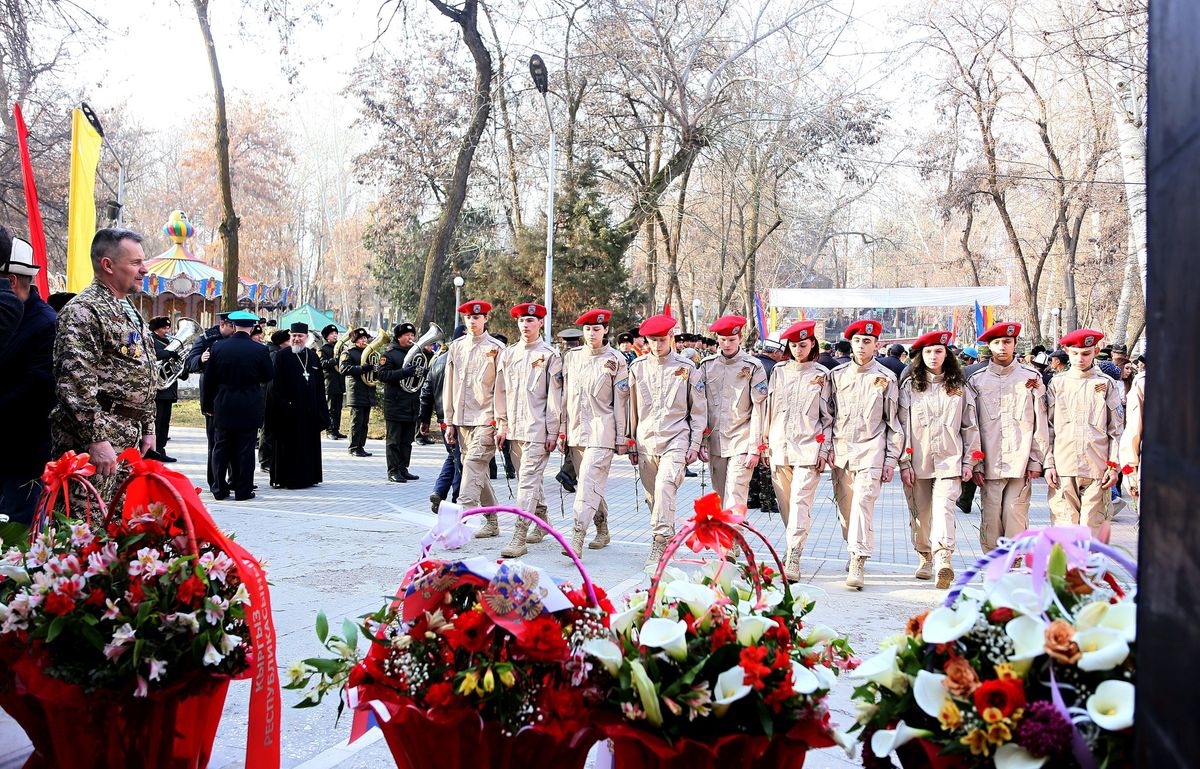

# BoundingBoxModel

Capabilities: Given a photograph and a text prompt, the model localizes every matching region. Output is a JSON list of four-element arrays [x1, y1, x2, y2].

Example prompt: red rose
[[512, 615, 568, 662], [905, 447, 914, 455], [815, 434, 826, 444], [177, 575, 207, 607], [973, 678, 1026, 718], [443, 608, 493, 654], [988, 607, 1015, 623], [44, 591, 75, 616], [425, 681, 456, 708]]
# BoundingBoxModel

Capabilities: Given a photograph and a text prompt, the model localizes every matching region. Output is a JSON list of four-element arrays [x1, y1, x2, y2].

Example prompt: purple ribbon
[[1049, 664, 1098, 769]]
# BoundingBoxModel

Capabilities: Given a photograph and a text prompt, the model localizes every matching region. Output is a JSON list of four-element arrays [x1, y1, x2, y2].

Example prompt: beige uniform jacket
[[830, 359, 904, 471], [629, 352, 707, 455], [1118, 372, 1144, 471], [764, 361, 833, 468], [967, 361, 1050, 480], [494, 339, 563, 444], [1045, 366, 1125, 478], [441, 332, 505, 427], [561, 345, 630, 450], [699, 351, 768, 457], [898, 374, 982, 479]]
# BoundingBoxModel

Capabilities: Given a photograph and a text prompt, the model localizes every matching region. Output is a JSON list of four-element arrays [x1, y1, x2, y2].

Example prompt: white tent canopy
[[768, 286, 1010, 309]]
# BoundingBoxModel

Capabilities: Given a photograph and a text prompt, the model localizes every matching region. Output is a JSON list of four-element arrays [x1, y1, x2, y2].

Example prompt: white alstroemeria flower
[[870, 720, 934, 757], [111, 622, 136, 645], [985, 572, 1052, 616], [202, 642, 225, 666], [1006, 615, 1048, 672], [1076, 628, 1130, 671], [147, 658, 168, 681], [665, 581, 719, 620], [922, 599, 981, 644], [204, 596, 228, 626], [612, 606, 642, 637], [791, 661, 820, 695], [0, 563, 30, 585], [731, 578, 754, 602], [134, 675, 149, 698], [994, 742, 1049, 769], [848, 646, 908, 694], [755, 587, 785, 610], [701, 559, 734, 593], [804, 623, 838, 646], [286, 661, 311, 686], [831, 725, 859, 759], [712, 666, 753, 716], [582, 637, 624, 676], [219, 633, 243, 654], [231, 583, 252, 606], [639, 618, 689, 661], [735, 615, 776, 646], [1087, 679, 1134, 731], [628, 660, 663, 726], [913, 670, 949, 718]]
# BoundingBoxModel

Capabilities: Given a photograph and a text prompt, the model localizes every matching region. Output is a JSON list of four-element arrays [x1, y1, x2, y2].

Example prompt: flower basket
[[852, 526, 1137, 769], [0, 450, 280, 769], [591, 493, 851, 769], [290, 504, 610, 769]]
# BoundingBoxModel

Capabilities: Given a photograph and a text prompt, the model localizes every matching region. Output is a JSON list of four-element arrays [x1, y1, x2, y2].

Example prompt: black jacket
[[319, 341, 345, 396], [201, 332, 273, 430], [877, 354, 906, 379], [419, 350, 448, 425], [339, 345, 377, 407], [375, 342, 425, 421], [185, 326, 229, 404], [817, 352, 839, 370], [0, 290, 56, 476], [153, 334, 179, 402]]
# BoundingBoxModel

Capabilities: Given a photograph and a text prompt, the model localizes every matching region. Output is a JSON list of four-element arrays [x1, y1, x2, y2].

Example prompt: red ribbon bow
[[40, 450, 95, 486], [33, 451, 103, 530], [685, 493, 746, 554]]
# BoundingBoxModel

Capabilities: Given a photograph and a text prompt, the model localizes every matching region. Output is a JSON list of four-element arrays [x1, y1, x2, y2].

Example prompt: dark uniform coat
[[319, 341, 345, 396], [376, 343, 425, 421], [0, 290, 56, 483], [339, 345, 377, 408], [201, 333, 273, 430]]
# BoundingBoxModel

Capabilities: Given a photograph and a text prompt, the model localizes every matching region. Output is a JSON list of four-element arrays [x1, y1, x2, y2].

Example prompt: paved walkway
[[1, 427, 1138, 768]]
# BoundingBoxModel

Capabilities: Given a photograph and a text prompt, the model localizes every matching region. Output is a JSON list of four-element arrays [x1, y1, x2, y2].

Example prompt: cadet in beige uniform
[[967, 322, 1050, 552], [560, 309, 630, 557], [830, 319, 903, 590], [763, 320, 833, 581], [898, 331, 981, 589], [698, 314, 768, 509], [1044, 329, 1125, 535], [1118, 370, 1145, 499], [495, 302, 563, 557], [442, 300, 507, 537], [628, 313, 707, 571]]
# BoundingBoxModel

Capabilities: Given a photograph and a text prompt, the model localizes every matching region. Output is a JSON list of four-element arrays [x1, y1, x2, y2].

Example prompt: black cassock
[[265, 347, 329, 489]]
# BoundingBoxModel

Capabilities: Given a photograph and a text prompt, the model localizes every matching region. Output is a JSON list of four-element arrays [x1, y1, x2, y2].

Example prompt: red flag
[[663, 301, 672, 317], [13, 103, 49, 299]]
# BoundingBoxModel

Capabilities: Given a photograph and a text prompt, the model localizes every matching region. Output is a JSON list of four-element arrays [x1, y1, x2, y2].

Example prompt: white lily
[[1086, 679, 1134, 731], [639, 618, 689, 661], [628, 660, 663, 726], [1076, 628, 1130, 671], [994, 742, 1049, 769], [790, 661, 819, 694], [985, 572, 1052, 616], [804, 623, 838, 646], [756, 587, 785, 609], [922, 599, 981, 644], [1073, 600, 1109, 631], [582, 637, 624, 676], [1006, 615, 1048, 673], [870, 720, 934, 757], [612, 606, 643, 637], [701, 560, 734, 593], [712, 666, 753, 716], [848, 646, 908, 694], [913, 670, 949, 718], [665, 581, 719, 620], [735, 615, 776, 646], [811, 664, 838, 691], [1099, 601, 1136, 643]]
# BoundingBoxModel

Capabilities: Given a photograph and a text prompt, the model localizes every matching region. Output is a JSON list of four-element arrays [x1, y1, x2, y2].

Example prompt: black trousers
[[205, 414, 217, 488], [349, 406, 370, 450], [560, 445, 577, 482], [259, 421, 273, 471], [213, 427, 256, 499], [327, 393, 344, 434], [154, 400, 174, 450], [385, 419, 418, 475]]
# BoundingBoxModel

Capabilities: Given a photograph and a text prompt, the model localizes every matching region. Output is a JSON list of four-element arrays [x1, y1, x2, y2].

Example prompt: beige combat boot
[[783, 547, 803, 583], [474, 513, 500, 539], [935, 557, 955, 590], [914, 552, 933, 580], [562, 523, 587, 557], [500, 518, 530, 558], [524, 509, 549, 544], [589, 508, 611, 549], [846, 555, 867, 590], [644, 534, 669, 574]]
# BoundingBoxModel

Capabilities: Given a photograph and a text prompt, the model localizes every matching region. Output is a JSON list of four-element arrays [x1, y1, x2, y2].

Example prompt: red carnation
[[512, 615, 568, 662], [905, 447, 914, 455], [1120, 464, 1135, 475], [971, 451, 985, 461], [425, 681, 456, 708], [1106, 460, 1119, 470], [44, 591, 75, 616], [739, 646, 772, 690], [84, 589, 107, 607], [974, 677, 1026, 718], [177, 575, 207, 607], [443, 608, 493, 654], [710, 617, 737, 650], [815, 434, 826, 444]]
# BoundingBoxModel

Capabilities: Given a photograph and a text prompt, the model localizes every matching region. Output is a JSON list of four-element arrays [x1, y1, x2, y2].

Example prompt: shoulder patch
[[616, 379, 630, 393], [753, 380, 767, 395]]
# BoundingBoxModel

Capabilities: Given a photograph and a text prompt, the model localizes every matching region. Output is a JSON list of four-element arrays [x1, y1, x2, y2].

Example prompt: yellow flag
[[768, 305, 778, 335], [66, 108, 102, 292]]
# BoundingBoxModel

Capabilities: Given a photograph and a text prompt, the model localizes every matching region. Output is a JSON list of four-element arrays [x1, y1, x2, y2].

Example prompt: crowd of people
[[0, 225, 1145, 595]]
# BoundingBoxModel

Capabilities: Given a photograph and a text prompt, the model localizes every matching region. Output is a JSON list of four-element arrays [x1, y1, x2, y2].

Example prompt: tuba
[[403, 323, 443, 367], [398, 323, 442, 392], [361, 327, 392, 385], [157, 317, 202, 388]]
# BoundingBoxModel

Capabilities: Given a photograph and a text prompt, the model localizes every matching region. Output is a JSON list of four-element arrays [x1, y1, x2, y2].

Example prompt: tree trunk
[[415, 0, 493, 328], [614, 132, 707, 253], [1113, 224, 1139, 344], [667, 162, 692, 329], [1059, 208, 1085, 331], [194, 0, 240, 312], [482, 5, 520, 233], [1113, 82, 1148, 295]]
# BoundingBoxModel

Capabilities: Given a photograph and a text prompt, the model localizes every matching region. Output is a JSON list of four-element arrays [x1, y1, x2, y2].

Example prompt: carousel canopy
[[280, 303, 345, 333]]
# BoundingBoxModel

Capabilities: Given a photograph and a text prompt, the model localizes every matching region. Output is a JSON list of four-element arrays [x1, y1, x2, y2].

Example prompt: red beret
[[638, 313, 676, 338], [1060, 328, 1104, 348], [844, 319, 881, 339], [978, 321, 1021, 342], [911, 330, 952, 351], [575, 309, 612, 326], [458, 300, 492, 315], [510, 302, 547, 319], [709, 314, 748, 336], [780, 320, 817, 343]]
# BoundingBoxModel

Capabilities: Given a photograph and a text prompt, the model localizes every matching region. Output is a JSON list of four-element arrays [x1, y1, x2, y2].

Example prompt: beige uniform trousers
[[904, 477, 961, 560], [509, 439, 550, 520], [979, 478, 1032, 552], [711, 455, 756, 509], [1049, 477, 1111, 537], [457, 424, 498, 510], [639, 450, 686, 539], [771, 465, 822, 554], [831, 466, 882, 558], [570, 446, 613, 531]]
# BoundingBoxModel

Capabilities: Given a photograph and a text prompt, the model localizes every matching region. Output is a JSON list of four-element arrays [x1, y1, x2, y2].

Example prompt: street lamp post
[[529, 54, 555, 343], [1050, 307, 1061, 346], [691, 298, 702, 334], [453, 275, 465, 329]]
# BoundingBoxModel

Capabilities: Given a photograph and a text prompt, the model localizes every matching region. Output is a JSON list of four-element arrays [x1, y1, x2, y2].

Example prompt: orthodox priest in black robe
[[266, 323, 329, 489]]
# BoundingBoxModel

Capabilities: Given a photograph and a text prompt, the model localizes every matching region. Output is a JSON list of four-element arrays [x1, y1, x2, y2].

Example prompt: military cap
[[350, 326, 371, 342], [148, 316, 171, 331], [557, 328, 583, 340], [510, 302, 547, 319], [321, 324, 338, 339], [228, 310, 258, 327], [575, 309, 612, 326], [911, 330, 951, 352], [393, 322, 417, 338], [458, 300, 492, 315], [639, 313, 676, 338], [979, 321, 1021, 342], [1060, 328, 1104, 348], [709, 315, 748, 336], [780, 320, 817, 343], [617, 333, 633, 343], [844, 319, 882, 339]]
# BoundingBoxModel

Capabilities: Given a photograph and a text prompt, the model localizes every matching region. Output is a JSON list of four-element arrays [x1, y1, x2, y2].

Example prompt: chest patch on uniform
[[554, 372, 564, 383], [1094, 382, 1107, 394], [486, 348, 498, 359], [1025, 377, 1040, 390], [674, 367, 690, 379], [946, 385, 962, 397], [810, 375, 825, 387], [532, 355, 545, 368], [873, 376, 889, 390], [754, 381, 767, 395], [694, 380, 706, 392], [616, 380, 630, 392], [738, 366, 751, 379]]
